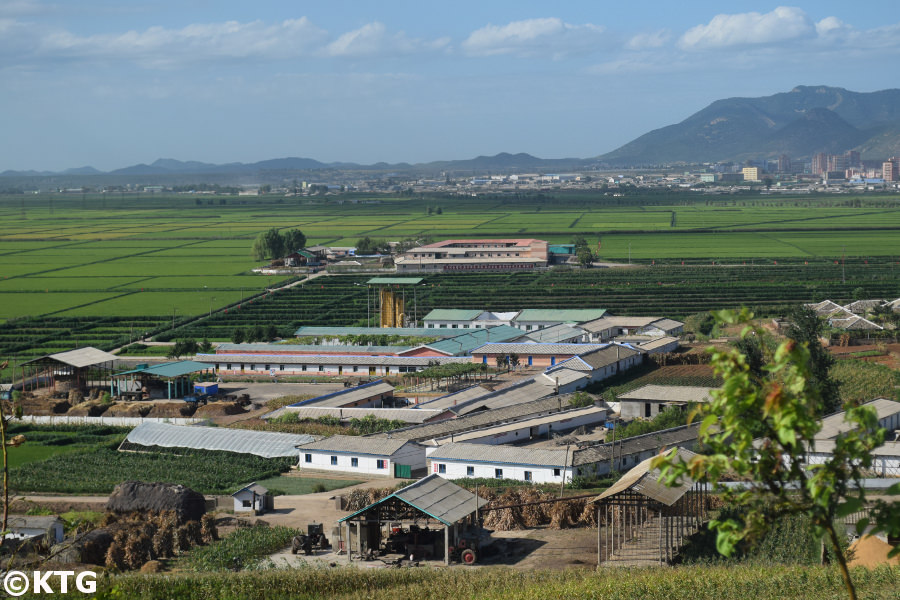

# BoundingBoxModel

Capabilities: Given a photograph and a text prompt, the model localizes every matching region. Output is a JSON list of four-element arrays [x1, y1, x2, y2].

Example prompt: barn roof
[[339, 474, 486, 526], [22, 347, 118, 368], [592, 447, 698, 506]]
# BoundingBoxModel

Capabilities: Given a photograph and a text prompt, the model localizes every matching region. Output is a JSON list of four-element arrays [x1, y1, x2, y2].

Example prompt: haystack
[[67, 402, 110, 417], [106, 481, 206, 524]]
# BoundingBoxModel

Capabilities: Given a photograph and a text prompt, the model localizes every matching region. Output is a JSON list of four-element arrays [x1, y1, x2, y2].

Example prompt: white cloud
[[679, 6, 814, 49], [323, 21, 448, 58], [0, 0, 51, 17], [462, 17, 605, 58], [37, 18, 328, 66], [625, 30, 670, 50]]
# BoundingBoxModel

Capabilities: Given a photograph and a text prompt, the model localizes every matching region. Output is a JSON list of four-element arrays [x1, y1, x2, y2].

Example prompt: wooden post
[[444, 525, 450, 566]]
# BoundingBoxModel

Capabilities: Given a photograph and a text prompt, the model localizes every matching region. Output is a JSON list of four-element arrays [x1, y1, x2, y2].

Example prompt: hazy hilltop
[[600, 86, 900, 165]]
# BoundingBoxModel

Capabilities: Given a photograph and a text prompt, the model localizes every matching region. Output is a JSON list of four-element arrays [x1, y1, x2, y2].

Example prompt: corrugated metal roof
[[573, 344, 643, 369], [816, 398, 900, 440], [435, 405, 606, 444], [216, 343, 411, 354], [471, 342, 606, 356], [515, 309, 606, 323], [415, 384, 499, 410], [649, 319, 684, 331], [264, 406, 443, 424], [292, 381, 396, 408], [293, 326, 451, 338], [423, 309, 482, 321], [339, 473, 486, 526], [637, 337, 680, 351], [424, 326, 523, 356], [126, 422, 315, 458], [541, 368, 590, 387], [450, 377, 558, 416], [366, 277, 423, 284], [517, 324, 585, 343], [429, 442, 572, 467], [23, 346, 118, 368], [619, 385, 715, 403], [580, 317, 658, 332], [197, 353, 469, 366], [375, 393, 576, 442], [573, 423, 701, 466], [116, 360, 214, 378], [830, 316, 882, 330], [296, 435, 415, 456], [592, 447, 698, 506]]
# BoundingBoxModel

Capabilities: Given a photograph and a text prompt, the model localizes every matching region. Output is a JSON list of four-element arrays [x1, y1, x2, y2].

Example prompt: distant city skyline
[[2, 1, 899, 171]]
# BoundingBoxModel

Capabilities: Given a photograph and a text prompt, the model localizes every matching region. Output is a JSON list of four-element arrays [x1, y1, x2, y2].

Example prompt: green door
[[394, 464, 411, 478]]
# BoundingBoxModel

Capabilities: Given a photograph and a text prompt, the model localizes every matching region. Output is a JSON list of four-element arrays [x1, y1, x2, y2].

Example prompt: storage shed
[[339, 474, 487, 565], [233, 482, 273, 514]]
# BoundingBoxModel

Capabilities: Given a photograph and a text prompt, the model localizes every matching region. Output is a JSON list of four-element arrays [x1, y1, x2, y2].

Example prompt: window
[[438, 463, 446, 474], [351, 457, 359, 468], [495, 468, 503, 479], [467, 466, 475, 477], [330, 456, 338, 466], [318, 365, 324, 372], [279, 365, 284, 371], [305, 454, 312, 463], [301, 365, 307, 372], [553, 468, 561, 477], [524, 471, 532, 482], [242, 500, 251, 508], [353, 366, 359, 372], [226, 364, 232, 370], [376, 459, 387, 469], [264, 364, 270, 371]]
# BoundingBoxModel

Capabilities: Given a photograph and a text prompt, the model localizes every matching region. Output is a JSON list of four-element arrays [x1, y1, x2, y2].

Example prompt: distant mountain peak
[[601, 85, 900, 164]]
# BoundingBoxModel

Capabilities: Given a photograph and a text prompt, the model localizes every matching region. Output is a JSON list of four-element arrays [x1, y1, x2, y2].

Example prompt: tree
[[787, 305, 840, 414], [168, 338, 199, 359], [252, 228, 286, 260], [508, 353, 520, 370], [199, 338, 214, 353], [282, 229, 307, 253], [232, 328, 245, 344], [355, 236, 387, 255], [495, 355, 506, 370], [247, 325, 264, 343], [264, 324, 279, 342], [653, 309, 900, 600]]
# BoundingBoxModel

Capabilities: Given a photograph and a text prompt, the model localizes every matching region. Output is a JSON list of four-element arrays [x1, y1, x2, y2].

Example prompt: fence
[[16, 415, 201, 427]]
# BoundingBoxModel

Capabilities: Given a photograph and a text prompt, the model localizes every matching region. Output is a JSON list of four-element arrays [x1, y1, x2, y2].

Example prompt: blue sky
[[2, 1, 899, 171]]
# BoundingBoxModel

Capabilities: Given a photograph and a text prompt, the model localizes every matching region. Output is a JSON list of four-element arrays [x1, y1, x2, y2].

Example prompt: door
[[369, 367, 376, 376], [394, 464, 411, 478]]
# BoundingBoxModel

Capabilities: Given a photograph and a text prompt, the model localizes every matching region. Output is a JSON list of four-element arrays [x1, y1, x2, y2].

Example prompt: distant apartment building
[[742, 167, 760, 182], [884, 157, 900, 182], [396, 239, 550, 273], [777, 155, 792, 173], [811, 152, 828, 176]]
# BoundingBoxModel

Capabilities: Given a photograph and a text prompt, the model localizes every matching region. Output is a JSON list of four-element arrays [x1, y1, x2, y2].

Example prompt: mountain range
[[3, 86, 899, 177], [599, 85, 900, 165]]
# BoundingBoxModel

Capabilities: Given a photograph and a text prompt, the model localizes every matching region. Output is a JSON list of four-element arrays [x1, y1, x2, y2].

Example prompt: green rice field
[[1, 190, 900, 380]]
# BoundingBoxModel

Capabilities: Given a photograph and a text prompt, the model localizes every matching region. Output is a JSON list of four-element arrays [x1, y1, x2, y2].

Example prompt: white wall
[[18, 415, 200, 426], [426, 459, 571, 483], [298, 445, 425, 476], [233, 489, 266, 513]]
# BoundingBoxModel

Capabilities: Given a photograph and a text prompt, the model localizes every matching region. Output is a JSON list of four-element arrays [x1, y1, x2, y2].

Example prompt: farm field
[[54, 564, 900, 600], [8, 443, 295, 495], [2, 191, 900, 380]]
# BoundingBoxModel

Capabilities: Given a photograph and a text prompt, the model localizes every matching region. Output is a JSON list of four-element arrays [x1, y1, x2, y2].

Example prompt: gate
[[394, 463, 411, 478]]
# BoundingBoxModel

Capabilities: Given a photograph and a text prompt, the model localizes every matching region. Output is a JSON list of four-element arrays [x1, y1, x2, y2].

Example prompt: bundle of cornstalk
[[481, 489, 598, 531]]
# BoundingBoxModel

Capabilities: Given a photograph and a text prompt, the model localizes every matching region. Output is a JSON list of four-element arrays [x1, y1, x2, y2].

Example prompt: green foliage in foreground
[[41, 565, 900, 600], [9, 445, 293, 494], [180, 525, 299, 572]]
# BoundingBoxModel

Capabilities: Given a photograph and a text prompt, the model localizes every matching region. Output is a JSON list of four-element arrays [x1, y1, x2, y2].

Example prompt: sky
[[2, 1, 899, 171]]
